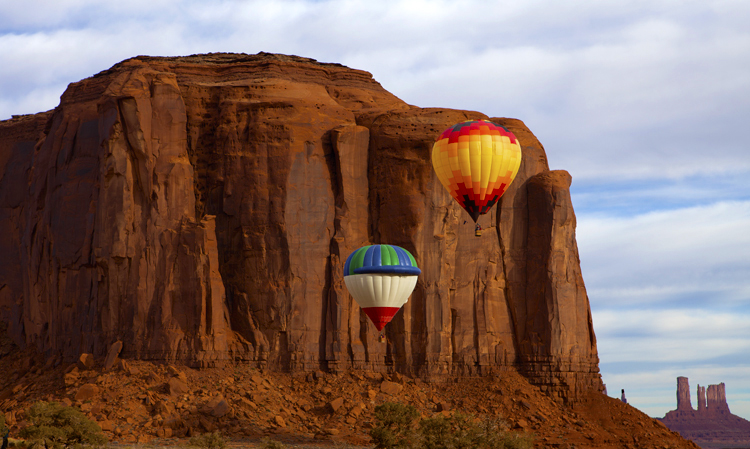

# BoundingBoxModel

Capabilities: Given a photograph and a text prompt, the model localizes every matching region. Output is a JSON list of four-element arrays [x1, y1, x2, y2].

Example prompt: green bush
[[188, 432, 227, 449], [419, 413, 489, 449], [416, 414, 452, 449], [370, 402, 420, 449], [492, 431, 534, 449], [19, 402, 107, 449], [370, 402, 532, 449], [259, 438, 287, 449]]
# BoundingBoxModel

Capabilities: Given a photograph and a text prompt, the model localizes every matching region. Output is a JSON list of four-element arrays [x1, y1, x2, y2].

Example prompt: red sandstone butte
[[661, 377, 750, 448], [0, 53, 601, 402]]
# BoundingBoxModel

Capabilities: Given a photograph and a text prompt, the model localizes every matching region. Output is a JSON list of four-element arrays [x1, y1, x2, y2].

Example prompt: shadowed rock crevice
[[0, 52, 602, 402]]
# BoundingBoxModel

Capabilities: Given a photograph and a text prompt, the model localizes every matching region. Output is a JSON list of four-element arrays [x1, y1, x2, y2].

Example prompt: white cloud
[[578, 200, 750, 307], [571, 173, 750, 216], [594, 308, 750, 361]]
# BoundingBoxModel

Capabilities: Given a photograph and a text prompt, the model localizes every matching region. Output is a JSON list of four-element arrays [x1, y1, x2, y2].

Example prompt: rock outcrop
[[678, 376, 694, 411], [706, 384, 730, 413], [0, 53, 601, 401], [661, 377, 750, 448]]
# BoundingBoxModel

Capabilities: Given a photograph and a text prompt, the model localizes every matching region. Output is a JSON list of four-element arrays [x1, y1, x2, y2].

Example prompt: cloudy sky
[[2, 0, 749, 418]]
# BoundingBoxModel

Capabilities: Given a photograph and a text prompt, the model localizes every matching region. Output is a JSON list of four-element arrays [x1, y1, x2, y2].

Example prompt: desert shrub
[[416, 414, 452, 449], [369, 402, 420, 449], [371, 402, 532, 449], [259, 438, 287, 449], [419, 412, 491, 449], [188, 431, 227, 449], [491, 431, 533, 449], [467, 416, 533, 449], [19, 401, 107, 449]]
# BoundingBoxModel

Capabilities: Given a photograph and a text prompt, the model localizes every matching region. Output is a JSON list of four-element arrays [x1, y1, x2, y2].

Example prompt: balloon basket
[[378, 333, 386, 343], [475, 229, 482, 237]]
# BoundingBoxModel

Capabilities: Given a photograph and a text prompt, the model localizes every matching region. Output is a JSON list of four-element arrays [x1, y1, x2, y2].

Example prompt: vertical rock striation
[[0, 53, 602, 401]]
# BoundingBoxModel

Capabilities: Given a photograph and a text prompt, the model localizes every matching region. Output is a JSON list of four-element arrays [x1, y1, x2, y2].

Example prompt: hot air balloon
[[431, 119, 522, 222], [343, 244, 421, 332]]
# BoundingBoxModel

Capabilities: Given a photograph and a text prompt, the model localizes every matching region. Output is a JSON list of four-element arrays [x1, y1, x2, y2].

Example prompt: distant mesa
[[660, 376, 750, 449]]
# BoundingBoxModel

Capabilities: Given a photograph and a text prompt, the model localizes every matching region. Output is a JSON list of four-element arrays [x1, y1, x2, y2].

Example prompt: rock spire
[[698, 385, 706, 411], [677, 377, 693, 411]]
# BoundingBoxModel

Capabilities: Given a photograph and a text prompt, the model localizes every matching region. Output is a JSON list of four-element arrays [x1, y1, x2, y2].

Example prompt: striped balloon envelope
[[431, 120, 522, 222], [343, 244, 421, 331]]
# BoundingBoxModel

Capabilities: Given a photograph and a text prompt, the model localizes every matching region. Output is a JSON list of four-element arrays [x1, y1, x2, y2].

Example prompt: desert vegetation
[[369, 402, 532, 449], [8, 401, 106, 449], [187, 432, 227, 449]]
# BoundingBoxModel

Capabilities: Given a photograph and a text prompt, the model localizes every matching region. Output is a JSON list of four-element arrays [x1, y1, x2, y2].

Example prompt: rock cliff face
[[0, 53, 601, 401], [661, 377, 750, 448]]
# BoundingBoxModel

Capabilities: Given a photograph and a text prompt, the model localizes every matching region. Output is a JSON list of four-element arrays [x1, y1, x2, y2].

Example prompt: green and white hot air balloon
[[343, 244, 421, 331]]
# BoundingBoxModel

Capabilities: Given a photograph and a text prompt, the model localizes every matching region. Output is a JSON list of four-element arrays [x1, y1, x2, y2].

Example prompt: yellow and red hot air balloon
[[431, 120, 522, 222]]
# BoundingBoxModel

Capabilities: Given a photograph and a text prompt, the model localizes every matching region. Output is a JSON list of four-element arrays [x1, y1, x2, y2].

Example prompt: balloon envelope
[[343, 244, 420, 331], [431, 120, 522, 222]]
